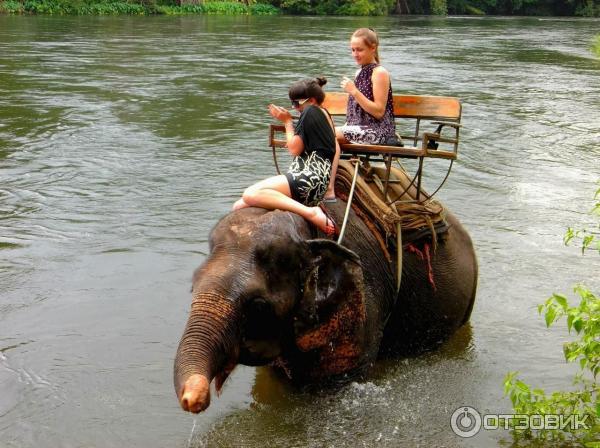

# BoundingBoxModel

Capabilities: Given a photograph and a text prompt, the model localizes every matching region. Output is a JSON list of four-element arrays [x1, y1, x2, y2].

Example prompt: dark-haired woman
[[233, 77, 338, 236], [338, 28, 396, 145]]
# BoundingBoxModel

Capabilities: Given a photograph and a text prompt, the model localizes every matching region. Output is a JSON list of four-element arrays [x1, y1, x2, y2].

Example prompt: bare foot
[[308, 206, 337, 235], [233, 198, 249, 210]]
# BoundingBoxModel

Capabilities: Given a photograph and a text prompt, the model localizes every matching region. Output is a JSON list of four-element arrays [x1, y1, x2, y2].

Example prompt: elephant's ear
[[293, 239, 367, 374]]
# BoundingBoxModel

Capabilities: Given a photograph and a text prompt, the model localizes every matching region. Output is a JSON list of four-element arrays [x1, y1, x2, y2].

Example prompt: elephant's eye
[[255, 245, 300, 271]]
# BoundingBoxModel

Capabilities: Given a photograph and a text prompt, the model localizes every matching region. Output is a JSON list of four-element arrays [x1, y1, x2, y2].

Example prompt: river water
[[1, 14, 599, 448]]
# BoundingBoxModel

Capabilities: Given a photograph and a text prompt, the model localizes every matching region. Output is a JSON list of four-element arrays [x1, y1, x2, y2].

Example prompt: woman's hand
[[341, 77, 357, 96], [342, 68, 390, 120], [268, 103, 303, 156], [268, 104, 292, 122]]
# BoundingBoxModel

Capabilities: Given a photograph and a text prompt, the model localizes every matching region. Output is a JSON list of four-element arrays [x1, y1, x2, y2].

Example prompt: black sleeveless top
[[294, 105, 335, 162]]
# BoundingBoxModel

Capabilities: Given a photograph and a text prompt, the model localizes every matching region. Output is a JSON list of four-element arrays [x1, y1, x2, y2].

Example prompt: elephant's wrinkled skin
[[174, 202, 477, 413]]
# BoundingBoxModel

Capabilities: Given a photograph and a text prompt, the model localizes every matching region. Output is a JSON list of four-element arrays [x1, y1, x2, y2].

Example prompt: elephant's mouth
[[238, 297, 285, 365]]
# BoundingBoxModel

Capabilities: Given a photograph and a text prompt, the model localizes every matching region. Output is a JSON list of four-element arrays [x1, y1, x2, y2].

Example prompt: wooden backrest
[[321, 92, 461, 121]]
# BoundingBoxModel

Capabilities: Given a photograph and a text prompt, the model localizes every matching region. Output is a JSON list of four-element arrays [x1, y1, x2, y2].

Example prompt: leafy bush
[[464, 4, 485, 13], [504, 182, 600, 445], [202, 1, 247, 14], [279, 0, 393, 15], [430, 0, 447, 14], [0, 0, 24, 11], [504, 288, 600, 444], [249, 2, 279, 13], [280, 0, 312, 14], [0, 0, 280, 14], [337, 0, 379, 14], [575, 0, 600, 16], [565, 182, 600, 254]]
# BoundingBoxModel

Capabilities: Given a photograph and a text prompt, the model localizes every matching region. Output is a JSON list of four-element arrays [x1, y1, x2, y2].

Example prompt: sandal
[[317, 203, 339, 237]]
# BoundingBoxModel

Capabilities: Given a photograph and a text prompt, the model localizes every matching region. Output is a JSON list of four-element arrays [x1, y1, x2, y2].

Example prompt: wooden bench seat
[[268, 92, 462, 201], [322, 92, 461, 160]]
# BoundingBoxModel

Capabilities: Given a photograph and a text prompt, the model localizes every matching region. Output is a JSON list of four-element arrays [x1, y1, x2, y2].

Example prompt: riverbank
[[0, 0, 280, 15], [1, 0, 599, 16]]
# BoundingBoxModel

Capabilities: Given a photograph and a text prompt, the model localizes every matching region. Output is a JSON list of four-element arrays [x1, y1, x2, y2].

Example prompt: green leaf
[[538, 303, 544, 315], [564, 228, 575, 245], [564, 343, 580, 362], [515, 380, 531, 394], [532, 388, 546, 398], [554, 294, 568, 310], [573, 318, 584, 333], [546, 306, 557, 327]]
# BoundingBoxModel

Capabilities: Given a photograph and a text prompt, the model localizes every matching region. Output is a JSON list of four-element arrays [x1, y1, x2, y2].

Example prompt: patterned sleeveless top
[[346, 63, 396, 141]]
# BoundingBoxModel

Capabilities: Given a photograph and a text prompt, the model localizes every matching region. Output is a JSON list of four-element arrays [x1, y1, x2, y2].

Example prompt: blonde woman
[[338, 28, 397, 145]]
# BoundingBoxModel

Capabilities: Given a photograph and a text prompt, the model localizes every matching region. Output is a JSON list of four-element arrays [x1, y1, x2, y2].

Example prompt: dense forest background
[[270, 0, 600, 16], [1, 0, 600, 15]]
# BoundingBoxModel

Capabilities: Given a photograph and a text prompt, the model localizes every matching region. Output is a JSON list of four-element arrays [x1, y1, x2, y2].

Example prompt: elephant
[[174, 199, 478, 413]]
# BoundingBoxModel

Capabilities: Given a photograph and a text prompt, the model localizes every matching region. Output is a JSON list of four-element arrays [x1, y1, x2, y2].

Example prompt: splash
[[186, 418, 197, 448]]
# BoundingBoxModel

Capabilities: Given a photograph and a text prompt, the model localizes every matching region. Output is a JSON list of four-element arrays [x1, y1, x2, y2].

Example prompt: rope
[[337, 158, 361, 246], [396, 221, 402, 293], [335, 160, 446, 237]]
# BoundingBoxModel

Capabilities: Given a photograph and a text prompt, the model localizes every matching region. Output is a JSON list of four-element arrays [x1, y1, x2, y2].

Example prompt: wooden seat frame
[[269, 92, 462, 202]]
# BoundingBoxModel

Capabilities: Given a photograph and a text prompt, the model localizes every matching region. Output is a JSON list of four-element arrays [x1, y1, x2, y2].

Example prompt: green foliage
[[503, 182, 600, 445], [195, 1, 247, 14], [280, 0, 311, 13], [0, 0, 23, 11], [337, 0, 379, 14], [430, 0, 447, 14], [444, 0, 600, 16], [575, 0, 600, 16], [464, 3, 485, 12], [249, 1, 279, 13], [279, 0, 393, 15], [1, 0, 599, 15], [0, 0, 280, 14], [564, 182, 600, 255], [504, 288, 600, 443]]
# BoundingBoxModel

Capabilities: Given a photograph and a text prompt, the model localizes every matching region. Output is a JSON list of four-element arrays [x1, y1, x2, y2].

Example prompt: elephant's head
[[174, 207, 367, 413]]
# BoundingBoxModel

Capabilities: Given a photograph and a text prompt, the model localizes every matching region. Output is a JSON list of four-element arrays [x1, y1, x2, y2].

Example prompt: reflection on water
[[0, 14, 599, 448]]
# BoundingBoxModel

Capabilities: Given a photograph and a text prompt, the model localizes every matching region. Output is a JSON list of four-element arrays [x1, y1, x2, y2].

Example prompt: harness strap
[[337, 158, 360, 245]]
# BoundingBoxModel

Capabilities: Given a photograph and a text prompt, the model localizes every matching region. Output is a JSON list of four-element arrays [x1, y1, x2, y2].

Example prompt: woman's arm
[[268, 104, 304, 156], [341, 66, 390, 120]]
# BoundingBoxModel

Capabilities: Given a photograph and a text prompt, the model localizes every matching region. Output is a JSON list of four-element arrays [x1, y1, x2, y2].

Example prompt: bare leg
[[235, 175, 334, 233], [336, 127, 349, 144], [325, 140, 341, 200]]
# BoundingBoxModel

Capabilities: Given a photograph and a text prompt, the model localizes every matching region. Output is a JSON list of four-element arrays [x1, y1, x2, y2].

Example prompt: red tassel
[[406, 242, 436, 291]]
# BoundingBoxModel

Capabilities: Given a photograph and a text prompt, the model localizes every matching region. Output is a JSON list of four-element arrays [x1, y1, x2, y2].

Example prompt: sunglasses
[[291, 98, 309, 108]]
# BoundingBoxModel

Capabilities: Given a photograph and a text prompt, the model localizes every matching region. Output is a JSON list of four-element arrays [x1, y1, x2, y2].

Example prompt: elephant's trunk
[[174, 292, 240, 413]]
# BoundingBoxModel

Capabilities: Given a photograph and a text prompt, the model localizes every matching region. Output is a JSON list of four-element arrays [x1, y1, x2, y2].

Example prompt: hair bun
[[315, 76, 327, 87]]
